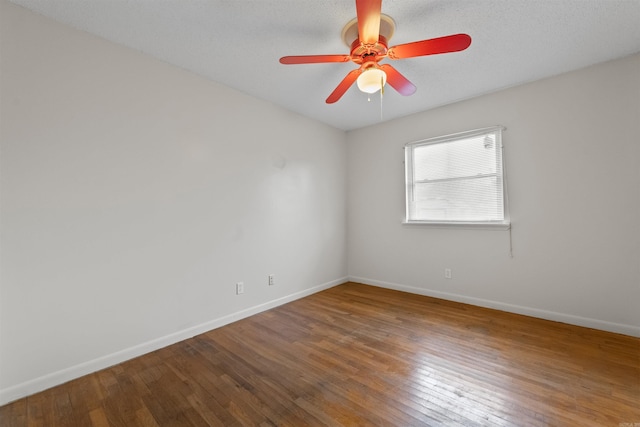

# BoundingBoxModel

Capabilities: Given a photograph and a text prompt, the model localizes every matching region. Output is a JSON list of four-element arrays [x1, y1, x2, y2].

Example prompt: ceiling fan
[[279, 0, 471, 104]]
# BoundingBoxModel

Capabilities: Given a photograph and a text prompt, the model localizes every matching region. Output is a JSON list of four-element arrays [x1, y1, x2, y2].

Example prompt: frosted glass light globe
[[356, 68, 387, 94]]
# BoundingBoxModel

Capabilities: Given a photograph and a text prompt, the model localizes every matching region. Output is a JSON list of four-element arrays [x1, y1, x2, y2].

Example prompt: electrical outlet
[[268, 274, 275, 286], [236, 282, 244, 294], [445, 268, 452, 279]]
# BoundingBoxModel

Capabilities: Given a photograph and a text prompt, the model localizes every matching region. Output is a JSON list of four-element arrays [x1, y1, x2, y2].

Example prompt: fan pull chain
[[380, 76, 384, 121]]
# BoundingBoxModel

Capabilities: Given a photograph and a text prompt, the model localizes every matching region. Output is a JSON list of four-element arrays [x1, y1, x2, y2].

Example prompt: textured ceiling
[[8, 0, 640, 131]]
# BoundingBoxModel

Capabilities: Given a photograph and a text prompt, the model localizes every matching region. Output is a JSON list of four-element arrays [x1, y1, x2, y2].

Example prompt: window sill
[[402, 220, 511, 230]]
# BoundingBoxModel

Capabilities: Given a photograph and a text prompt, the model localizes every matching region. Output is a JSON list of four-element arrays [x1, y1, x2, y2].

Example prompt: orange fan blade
[[280, 55, 351, 64], [387, 34, 471, 60], [380, 64, 416, 96], [326, 69, 361, 104], [356, 0, 382, 44]]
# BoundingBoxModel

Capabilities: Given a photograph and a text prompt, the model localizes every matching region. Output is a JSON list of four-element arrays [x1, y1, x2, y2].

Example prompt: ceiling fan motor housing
[[342, 14, 396, 65]]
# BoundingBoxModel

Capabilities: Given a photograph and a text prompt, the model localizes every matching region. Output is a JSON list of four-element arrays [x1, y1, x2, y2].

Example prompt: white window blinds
[[405, 126, 509, 226]]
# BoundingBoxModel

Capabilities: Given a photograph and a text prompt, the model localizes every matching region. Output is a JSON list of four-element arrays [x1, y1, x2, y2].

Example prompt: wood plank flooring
[[1, 282, 639, 426]]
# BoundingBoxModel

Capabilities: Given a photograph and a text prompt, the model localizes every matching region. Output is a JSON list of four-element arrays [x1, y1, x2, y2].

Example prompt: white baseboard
[[0, 277, 347, 406], [349, 276, 640, 338]]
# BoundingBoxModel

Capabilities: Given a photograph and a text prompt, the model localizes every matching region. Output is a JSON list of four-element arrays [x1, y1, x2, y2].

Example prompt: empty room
[[1, 0, 639, 426]]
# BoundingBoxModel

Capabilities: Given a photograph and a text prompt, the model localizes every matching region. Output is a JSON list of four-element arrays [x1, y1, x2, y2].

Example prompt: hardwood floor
[[2, 282, 639, 426]]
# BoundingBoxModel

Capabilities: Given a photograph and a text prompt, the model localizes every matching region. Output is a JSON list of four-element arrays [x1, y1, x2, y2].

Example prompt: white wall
[[347, 53, 640, 337], [0, 1, 347, 404]]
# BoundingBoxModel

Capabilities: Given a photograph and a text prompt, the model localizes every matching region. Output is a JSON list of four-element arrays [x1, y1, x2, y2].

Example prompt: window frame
[[404, 126, 510, 229]]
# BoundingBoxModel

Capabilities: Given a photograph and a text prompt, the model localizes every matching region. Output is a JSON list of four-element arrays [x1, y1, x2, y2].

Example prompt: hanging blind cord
[[501, 142, 513, 258]]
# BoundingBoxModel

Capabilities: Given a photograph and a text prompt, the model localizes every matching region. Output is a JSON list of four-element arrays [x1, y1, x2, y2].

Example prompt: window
[[404, 126, 509, 227]]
